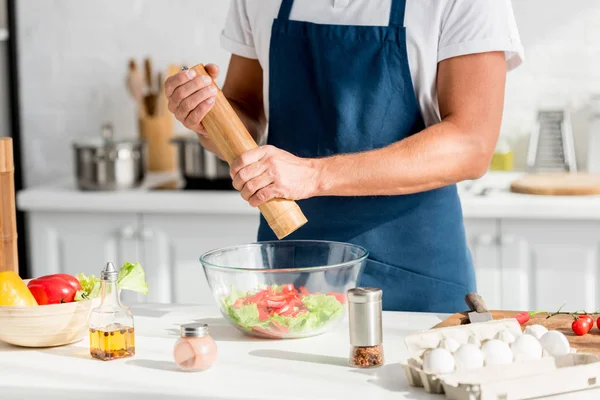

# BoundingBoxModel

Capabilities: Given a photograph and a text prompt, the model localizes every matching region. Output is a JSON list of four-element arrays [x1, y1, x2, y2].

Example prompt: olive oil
[[88, 262, 136, 361], [89, 325, 135, 361]]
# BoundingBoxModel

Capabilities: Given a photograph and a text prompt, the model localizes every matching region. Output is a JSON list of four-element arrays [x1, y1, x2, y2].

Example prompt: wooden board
[[510, 173, 600, 195], [433, 311, 600, 356]]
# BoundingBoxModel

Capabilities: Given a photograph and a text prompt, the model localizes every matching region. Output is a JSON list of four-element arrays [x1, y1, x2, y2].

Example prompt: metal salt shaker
[[347, 287, 384, 368]]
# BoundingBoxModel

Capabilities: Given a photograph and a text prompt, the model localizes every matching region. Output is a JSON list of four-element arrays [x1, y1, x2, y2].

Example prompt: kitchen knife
[[465, 292, 493, 324]]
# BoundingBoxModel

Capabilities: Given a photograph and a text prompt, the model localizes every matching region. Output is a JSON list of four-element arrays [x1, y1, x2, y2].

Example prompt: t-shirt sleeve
[[438, 0, 524, 70], [220, 0, 258, 59]]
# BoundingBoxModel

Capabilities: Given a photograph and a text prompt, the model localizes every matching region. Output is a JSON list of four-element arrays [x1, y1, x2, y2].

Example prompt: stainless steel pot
[[73, 124, 146, 191], [170, 135, 230, 180]]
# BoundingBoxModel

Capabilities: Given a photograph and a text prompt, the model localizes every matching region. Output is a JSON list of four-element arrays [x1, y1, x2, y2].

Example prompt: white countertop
[[2, 304, 597, 400], [0, 304, 447, 400], [15, 171, 600, 220]]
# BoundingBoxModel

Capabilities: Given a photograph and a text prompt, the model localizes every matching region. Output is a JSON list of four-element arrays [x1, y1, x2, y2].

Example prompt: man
[[165, 0, 524, 312]]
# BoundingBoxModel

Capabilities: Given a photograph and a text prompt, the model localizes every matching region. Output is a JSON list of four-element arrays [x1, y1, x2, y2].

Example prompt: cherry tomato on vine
[[579, 314, 593, 327], [572, 318, 591, 336]]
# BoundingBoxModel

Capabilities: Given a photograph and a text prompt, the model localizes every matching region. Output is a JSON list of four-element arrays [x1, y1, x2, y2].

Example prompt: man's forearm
[[315, 118, 494, 197]]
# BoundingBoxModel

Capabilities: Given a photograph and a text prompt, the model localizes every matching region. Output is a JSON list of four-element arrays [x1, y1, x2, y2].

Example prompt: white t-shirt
[[220, 0, 524, 128]]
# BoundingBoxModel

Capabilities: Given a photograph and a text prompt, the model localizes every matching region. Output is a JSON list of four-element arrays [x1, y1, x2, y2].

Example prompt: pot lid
[[73, 123, 144, 149]]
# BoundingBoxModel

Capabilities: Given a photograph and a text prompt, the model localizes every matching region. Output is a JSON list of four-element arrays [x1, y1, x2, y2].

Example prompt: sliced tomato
[[299, 286, 310, 296], [327, 292, 346, 304], [232, 298, 245, 309], [271, 320, 289, 334], [276, 304, 295, 316], [266, 299, 287, 308], [280, 284, 296, 294], [252, 326, 282, 338], [258, 307, 269, 321]]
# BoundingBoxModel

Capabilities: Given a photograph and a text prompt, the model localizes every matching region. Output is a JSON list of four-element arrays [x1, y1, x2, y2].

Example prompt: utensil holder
[[139, 114, 176, 172]]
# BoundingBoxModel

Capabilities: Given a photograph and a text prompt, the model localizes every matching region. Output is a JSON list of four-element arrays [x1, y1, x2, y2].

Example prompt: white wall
[[15, 0, 600, 186], [506, 0, 600, 170], [16, 0, 232, 186]]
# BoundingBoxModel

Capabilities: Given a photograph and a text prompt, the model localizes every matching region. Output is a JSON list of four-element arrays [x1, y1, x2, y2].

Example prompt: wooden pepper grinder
[[0, 138, 18, 273], [187, 64, 307, 239]]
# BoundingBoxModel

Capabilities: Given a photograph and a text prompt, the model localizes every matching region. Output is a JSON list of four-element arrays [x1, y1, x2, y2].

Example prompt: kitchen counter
[[15, 171, 600, 219], [0, 304, 447, 400], [2, 304, 599, 400]]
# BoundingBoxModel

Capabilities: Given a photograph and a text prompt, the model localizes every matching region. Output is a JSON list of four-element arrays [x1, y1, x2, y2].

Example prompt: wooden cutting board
[[432, 311, 600, 356], [510, 173, 600, 195]]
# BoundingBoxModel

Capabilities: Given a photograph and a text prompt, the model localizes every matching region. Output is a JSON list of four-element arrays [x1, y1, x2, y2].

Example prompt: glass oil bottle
[[89, 262, 135, 361]]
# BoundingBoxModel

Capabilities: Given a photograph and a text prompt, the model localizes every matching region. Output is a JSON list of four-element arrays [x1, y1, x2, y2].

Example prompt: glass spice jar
[[173, 323, 218, 372], [348, 287, 384, 368]]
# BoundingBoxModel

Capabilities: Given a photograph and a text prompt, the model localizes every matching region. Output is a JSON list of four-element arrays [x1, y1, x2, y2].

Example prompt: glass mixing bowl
[[200, 240, 368, 339]]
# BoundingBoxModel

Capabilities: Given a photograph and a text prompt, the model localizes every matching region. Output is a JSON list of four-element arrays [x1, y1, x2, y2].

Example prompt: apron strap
[[278, 0, 294, 20], [389, 0, 406, 27]]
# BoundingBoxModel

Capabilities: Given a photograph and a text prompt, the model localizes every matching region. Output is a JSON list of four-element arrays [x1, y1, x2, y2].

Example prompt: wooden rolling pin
[[187, 64, 307, 239], [0, 138, 18, 273]]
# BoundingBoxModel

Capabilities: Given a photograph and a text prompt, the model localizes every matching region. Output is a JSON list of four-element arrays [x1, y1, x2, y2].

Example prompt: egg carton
[[402, 353, 600, 400], [401, 319, 600, 399]]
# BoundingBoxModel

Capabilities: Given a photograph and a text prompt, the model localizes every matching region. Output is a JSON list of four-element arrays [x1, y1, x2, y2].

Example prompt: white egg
[[468, 334, 481, 348], [438, 337, 461, 353], [511, 334, 543, 362], [539, 330, 571, 357], [423, 348, 455, 374], [494, 330, 516, 344], [453, 344, 484, 371], [524, 324, 548, 339], [481, 339, 513, 366]]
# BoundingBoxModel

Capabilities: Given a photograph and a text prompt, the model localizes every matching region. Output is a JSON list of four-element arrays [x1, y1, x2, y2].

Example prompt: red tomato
[[232, 298, 245, 309], [266, 299, 286, 308], [280, 284, 296, 294], [515, 311, 530, 325], [258, 308, 269, 321], [271, 320, 289, 334], [597, 316, 600, 330], [327, 292, 346, 304], [299, 286, 309, 296], [579, 315, 594, 327], [572, 318, 591, 336], [27, 274, 79, 305]]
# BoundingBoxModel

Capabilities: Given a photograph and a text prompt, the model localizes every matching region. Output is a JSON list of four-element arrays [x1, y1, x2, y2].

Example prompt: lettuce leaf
[[74, 262, 149, 301], [117, 262, 149, 295]]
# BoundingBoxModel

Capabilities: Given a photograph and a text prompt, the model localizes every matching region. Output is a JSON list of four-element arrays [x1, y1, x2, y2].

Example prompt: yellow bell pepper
[[0, 271, 38, 306]]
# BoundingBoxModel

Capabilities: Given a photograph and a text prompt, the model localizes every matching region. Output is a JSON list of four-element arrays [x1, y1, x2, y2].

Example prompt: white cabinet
[[26, 212, 141, 279], [140, 214, 258, 305], [500, 220, 600, 312], [25, 209, 600, 312], [463, 219, 502, 310], [25, 211, 260, 306]]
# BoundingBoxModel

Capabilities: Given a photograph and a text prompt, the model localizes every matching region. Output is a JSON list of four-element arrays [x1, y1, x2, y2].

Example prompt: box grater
[[526, 110, 577, 172]]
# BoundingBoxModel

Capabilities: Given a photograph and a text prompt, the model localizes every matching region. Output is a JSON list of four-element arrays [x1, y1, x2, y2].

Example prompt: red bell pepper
[[27, 273, 82, 305]]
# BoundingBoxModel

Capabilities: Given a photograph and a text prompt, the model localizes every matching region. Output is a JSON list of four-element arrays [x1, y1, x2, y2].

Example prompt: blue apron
[[257, 0, 476, 313]]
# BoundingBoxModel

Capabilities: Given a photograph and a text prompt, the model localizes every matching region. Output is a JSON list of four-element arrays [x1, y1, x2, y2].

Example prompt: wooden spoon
[[127, 59, 147, 117]]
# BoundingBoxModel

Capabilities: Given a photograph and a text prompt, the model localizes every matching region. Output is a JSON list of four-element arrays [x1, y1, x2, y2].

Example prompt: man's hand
[[165, 64, 225, 159], [229, 145, 321, 207]]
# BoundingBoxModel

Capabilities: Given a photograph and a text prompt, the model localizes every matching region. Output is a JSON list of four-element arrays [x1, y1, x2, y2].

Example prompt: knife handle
[[465, 292, 488, 313]]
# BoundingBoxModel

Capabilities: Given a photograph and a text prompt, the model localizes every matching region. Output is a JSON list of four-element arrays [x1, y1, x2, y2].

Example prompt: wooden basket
[[0, 298, 100, 348]]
